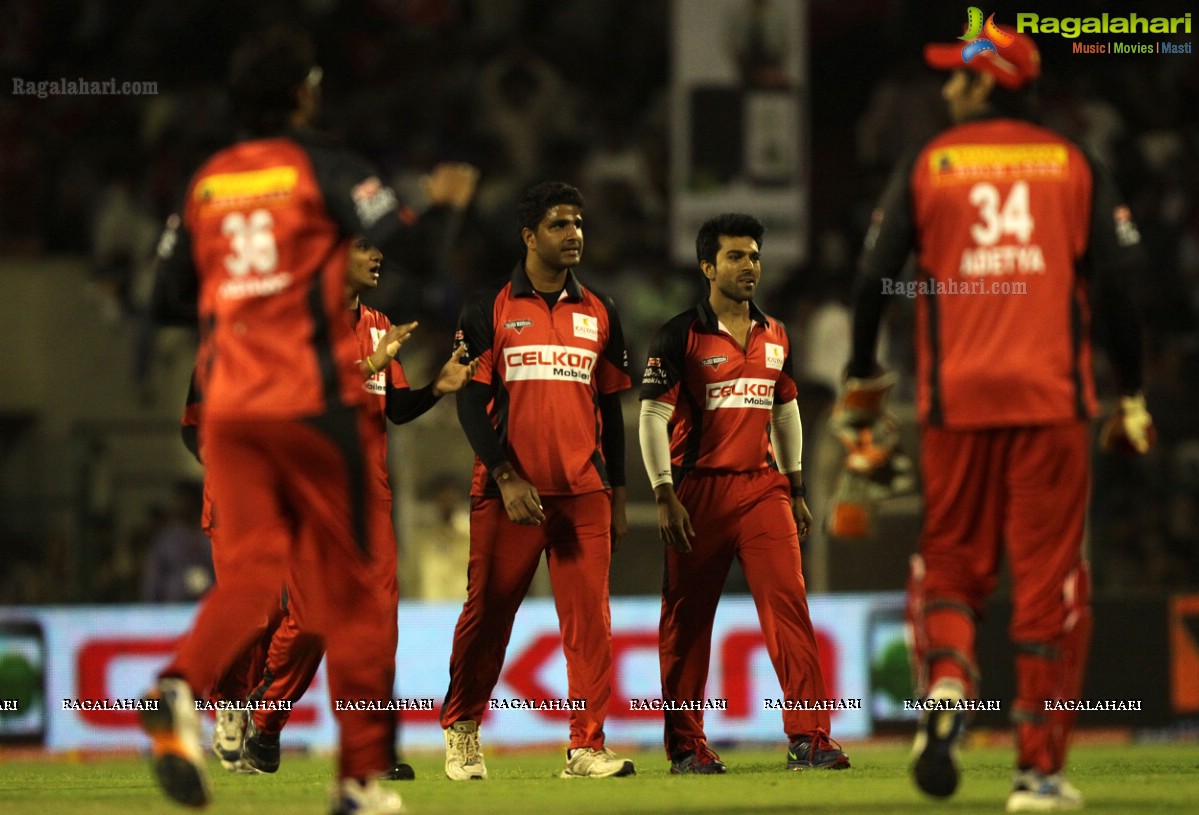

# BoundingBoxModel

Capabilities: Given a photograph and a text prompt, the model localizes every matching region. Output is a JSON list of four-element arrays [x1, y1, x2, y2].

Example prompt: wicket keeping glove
[[827, 372, 915, 538], [1099, 393, 1156, 456]]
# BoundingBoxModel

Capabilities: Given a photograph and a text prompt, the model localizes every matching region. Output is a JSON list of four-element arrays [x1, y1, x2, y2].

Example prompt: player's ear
[[521, 226, 536, 251], [699, 261, 715, 280]]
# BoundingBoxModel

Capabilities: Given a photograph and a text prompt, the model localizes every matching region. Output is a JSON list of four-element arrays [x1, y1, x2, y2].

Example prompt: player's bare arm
[[491, 462, 545, 526]]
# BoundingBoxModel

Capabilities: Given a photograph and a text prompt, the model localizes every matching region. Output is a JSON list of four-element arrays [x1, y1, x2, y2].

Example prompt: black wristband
[[790, 483, 806, 499]]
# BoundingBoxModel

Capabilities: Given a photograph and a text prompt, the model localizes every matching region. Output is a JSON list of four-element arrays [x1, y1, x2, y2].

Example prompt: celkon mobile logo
[[958, 7, 1016, 63]]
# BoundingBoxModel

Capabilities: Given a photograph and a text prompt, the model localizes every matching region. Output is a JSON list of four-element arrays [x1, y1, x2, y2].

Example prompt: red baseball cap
[[924, 27, 1041, 90]]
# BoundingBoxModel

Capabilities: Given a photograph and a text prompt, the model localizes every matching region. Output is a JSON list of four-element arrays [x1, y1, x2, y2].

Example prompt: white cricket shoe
[[911, 677, 967, 798], [212, 706, 249, 770], [329, 779, 405, 815], [444, 720, 487, 780], [560, 746, 636, 778], [140, 677, 211, 807], [1006, 769, 1085, 812]]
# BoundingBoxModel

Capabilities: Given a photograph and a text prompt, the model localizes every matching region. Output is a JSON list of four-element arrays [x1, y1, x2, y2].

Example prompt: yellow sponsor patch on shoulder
[[196, 166, 299, 204], [928, 144, 1068, 183]]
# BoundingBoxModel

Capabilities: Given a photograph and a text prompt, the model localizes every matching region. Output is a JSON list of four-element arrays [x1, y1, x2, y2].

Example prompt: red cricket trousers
[[659, 469, 831, 757], [249, 496, 400, 737], [160, 412, 395, 780], [207, 520, 282, 706], [440, 491, 613, 751], [910, 422, 1092, 774]]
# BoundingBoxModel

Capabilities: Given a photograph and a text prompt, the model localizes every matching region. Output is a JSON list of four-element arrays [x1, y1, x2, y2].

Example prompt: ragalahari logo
[[958, 7, 1017, 62]]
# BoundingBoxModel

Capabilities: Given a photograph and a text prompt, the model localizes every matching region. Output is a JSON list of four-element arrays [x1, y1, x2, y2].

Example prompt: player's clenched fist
[[1099, 392, 1156, 455]]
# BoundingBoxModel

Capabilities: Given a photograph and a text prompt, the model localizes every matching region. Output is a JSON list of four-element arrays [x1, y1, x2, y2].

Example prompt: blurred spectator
[[140, 482, 213, 602], [403, 472, 471, 601]]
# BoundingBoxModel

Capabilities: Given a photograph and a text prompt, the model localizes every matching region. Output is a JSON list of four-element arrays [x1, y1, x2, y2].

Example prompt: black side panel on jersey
[[851, 151, 919, 378], [922, 281, 944, 427], [639, 310, 695, 401], [1080, 149, 1145, 394], [591, 286, 632, 376], [304, 405, 369, 556], [305, 261, 342, 412], [150, 214, 199, 325], [296, 129, 408, 252], [455, 284, 507, 476]]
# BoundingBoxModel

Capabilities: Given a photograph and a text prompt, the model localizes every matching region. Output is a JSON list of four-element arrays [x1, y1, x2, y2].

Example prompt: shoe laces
[[450, 728, 482, 765], [694, 743, 722, 765]]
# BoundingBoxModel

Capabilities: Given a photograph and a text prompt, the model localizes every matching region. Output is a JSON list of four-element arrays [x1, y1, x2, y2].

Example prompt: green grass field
[[3, 742, 1199, 814]]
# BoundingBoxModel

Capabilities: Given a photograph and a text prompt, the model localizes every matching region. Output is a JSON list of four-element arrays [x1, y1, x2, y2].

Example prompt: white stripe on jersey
[[704, 377, 776, 410], [502, 344, 597, 384]]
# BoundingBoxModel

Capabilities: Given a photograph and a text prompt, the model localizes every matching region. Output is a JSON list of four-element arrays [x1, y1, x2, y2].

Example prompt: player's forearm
[[456, 380, 509, 472], [599, 392, 626, 488], [639, 398, 675, 491], [386, 383, 440, 425], [770, 399, 804, 474]]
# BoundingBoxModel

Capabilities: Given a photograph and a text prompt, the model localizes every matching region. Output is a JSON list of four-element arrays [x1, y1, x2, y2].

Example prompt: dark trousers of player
[[159, 413, 396, 781], [248, 496, 400, 740], [659, 468, 831, 758], [909, 422, 1091, 775], [440, 491, 613, 751]]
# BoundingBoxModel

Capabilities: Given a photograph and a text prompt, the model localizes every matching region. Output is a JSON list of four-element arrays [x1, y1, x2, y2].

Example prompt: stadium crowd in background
[[0, 0, 1195, 604]]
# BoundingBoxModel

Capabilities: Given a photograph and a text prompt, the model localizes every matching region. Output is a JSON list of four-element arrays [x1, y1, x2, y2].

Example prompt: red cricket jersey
[[183, 138, 364, 421], [904, 119, 1098, 426], [352, 304, 410, 498], [459, 264, 631, 496], [639, 299, 799, 473]]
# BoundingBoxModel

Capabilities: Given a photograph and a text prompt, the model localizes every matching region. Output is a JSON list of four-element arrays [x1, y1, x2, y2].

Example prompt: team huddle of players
[[139, 24, 1152, 815]]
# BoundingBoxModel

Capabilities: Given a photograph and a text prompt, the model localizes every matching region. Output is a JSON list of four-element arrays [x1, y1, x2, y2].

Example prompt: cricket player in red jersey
[[179, 376, 281, 774], [639, 213, 850, 775], [145, 27, 477, 815], [846, 29, 1152, 812], [231, 237, 475, 778], [440, 181, 636, 780]]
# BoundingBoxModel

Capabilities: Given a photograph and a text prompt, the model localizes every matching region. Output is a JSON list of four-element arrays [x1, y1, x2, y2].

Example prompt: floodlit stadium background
[[0, 0, 1196, 752]]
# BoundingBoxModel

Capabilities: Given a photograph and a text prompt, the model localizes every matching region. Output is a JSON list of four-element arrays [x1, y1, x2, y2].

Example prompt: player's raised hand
[[431, 343, 478, 396], [379, 321, 418, 358], [424, 162, 480, 210], [653, 486, 695, 553]]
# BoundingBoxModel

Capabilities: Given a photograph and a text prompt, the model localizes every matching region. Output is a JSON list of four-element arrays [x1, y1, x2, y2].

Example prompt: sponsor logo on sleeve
[[643, 356, 669, 386], [351, 176, 399, 228]]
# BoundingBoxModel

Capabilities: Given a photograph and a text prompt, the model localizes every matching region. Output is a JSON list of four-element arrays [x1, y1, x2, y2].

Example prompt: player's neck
[[525, 256, 569, 293], [345, 288, 361, 310], [709, 292, 751, 324]]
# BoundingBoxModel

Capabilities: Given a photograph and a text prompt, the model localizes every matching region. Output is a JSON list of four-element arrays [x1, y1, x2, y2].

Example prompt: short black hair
[[228, 26, 316, 135], [696, 213, 765, 266], [517, 181, 584, 233]]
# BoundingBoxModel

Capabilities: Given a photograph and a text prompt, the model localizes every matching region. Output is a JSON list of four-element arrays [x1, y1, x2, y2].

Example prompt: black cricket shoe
[[241, 720, 281, 774], [670, 743, 727, 775], [787, 732, 850, 770], [381, 762, 416, 781]]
